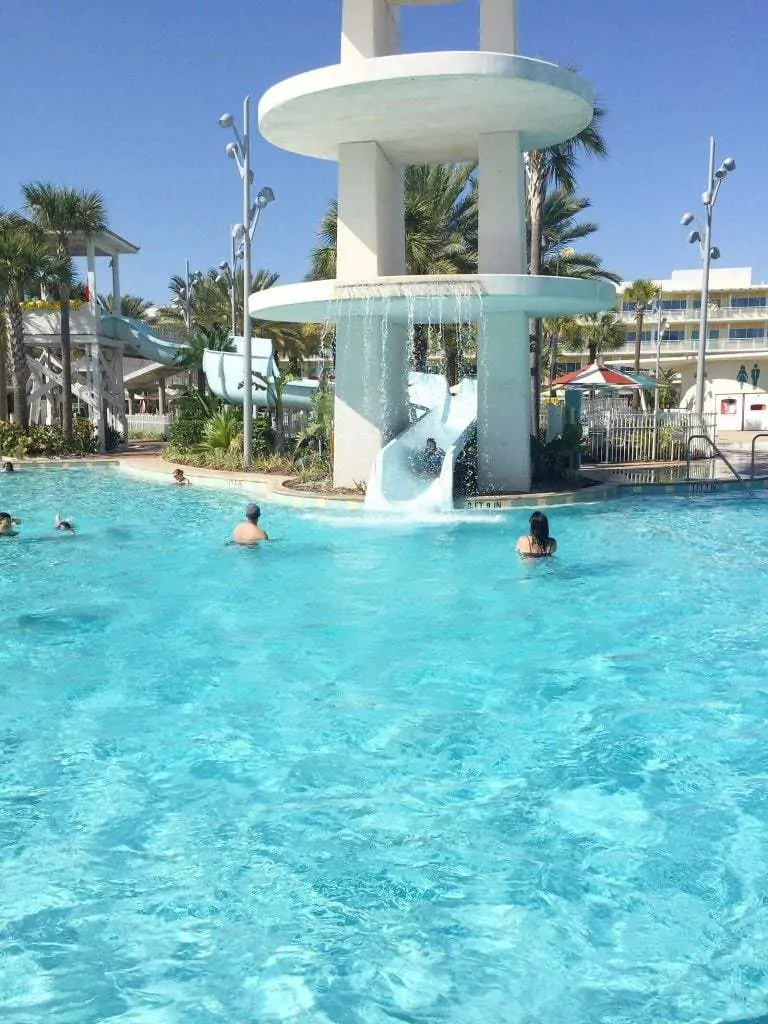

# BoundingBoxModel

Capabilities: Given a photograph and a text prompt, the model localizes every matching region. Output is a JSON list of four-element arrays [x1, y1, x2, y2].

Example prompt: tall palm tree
[[576, 310, 626, 364], [534, 190, 620, 284], [526, 103, 609, 430], [0, 214, 70, 429], [22, 183, 107, 442], [309, 163, 478, 371], [542, 315, 582, 391], [623, 278, 656, 408], [0, 315, 8, 421]]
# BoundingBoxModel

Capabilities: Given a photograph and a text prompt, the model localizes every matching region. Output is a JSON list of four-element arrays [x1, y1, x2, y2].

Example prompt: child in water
[[0, 512, 22, 535], [54, 514, 75, 533]]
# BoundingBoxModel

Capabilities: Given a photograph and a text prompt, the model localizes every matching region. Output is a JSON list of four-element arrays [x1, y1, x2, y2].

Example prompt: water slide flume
[[366, 376, 478, 513]]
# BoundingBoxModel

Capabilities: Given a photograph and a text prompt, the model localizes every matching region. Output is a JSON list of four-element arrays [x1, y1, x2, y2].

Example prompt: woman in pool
[[0, 512, 22, 536], [516, 511, 557, 558], [173, 468, 190, 486]]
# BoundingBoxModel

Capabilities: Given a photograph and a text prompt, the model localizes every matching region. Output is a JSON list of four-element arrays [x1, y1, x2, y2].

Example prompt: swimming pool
[[2, 466, 768, 1023]]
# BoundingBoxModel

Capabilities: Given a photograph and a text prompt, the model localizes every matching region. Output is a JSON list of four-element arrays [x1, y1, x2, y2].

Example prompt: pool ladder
[[685, 434, 750, 492]]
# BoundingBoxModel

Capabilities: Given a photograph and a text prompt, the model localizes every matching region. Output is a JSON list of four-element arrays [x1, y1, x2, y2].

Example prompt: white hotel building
[[603, 267, 768, 394]]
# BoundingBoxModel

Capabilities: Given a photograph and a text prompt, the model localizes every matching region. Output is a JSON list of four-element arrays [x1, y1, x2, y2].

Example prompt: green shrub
[[531, 424, 583, 485], [162, 444, 294, 474], [105, 426, 124, 452], [170, 418, 206, 448], [0, 419, 98, 457], [197, 408, 242, 454]]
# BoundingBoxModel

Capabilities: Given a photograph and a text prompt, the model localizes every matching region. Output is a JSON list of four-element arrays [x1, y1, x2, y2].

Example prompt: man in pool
[[0, 512, 21, 535], [232, 503, 268, 546], [173, 468, 191, 486], [55, 514, 75, 533]]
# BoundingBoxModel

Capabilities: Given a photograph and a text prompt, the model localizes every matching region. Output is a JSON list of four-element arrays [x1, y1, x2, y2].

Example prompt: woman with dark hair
[[516, 511, 557, 558]]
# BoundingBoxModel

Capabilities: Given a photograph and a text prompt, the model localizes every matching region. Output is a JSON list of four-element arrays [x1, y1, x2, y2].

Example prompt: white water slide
[[366, 375, 478, 513], [100, 314, 186, 364]]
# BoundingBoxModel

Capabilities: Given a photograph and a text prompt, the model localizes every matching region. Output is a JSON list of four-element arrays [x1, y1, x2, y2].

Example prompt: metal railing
[[750, 432, 768, 479], [685, 434, 747, 488], [618, 304, 768, 324], [583, 408, 715, 464]]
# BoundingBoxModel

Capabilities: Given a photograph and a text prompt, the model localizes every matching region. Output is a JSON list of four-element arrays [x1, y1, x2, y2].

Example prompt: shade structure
[[553, 361, 654, 390]]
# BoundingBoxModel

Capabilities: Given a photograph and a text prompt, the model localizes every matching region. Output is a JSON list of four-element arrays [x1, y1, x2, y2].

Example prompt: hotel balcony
[[618, 304, 768, 325]]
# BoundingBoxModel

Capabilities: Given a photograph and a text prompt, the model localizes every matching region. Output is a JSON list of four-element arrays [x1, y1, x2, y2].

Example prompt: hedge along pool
[[2, 466, 768, 1023]]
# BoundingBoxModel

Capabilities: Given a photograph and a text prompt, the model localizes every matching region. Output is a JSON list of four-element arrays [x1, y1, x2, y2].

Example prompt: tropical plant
[[0, 307, 8, 421], [309, 163, 477, 371], [0, 214, 72, 429], [569, 310, 626, 365], [542, 315, 582, 391], [623, 278, 657, 407], [22, 183, 107, 442], [196, 407, 242, 454], [526, 102, 609, 430], [100, 293, 153, 319], [658, 368, 680, 409], [295, 375, 334, 459]]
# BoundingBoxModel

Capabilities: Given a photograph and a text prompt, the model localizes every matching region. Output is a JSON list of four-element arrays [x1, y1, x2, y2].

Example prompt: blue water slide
[[203, 341, 320, 410], [99, 314, 187, 364]]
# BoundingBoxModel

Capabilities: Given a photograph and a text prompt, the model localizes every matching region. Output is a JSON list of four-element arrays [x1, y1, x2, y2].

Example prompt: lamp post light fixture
[[651, 288, 669, 462], [219, 97, 276, 469], [681, 138, 736, 418]]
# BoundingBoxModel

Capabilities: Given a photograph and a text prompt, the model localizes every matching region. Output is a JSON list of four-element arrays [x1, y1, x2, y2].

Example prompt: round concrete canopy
[[259, 53, 593, 163], [249, 275, 617, 325]]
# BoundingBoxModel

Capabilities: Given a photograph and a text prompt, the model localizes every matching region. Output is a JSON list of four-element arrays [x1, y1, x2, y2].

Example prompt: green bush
[[163, 444, 294, 474], [170, 418, 206, 448], [531, 424, 583, 486], [0, 418, 98, 458], [105, 426, 124, 452]]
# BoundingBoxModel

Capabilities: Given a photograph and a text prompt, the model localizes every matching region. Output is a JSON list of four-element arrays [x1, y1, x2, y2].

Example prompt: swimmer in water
[[516, 511, 557, 558], [2, 462, 14, 472], [231, 503, 268, 546], [0, 512, 22, 535], [54, 514, 75, 533], [173, 468, 191, 486]]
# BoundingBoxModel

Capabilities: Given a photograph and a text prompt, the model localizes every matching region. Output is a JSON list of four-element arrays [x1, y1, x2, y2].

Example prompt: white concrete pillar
[[341, 0, 399, 61], [337, 142, 405, 280], [158, 378, 166, 416], [127, 392, 134, 415], [93, 343, 106, 452], [111, 255, 121, 315], [476, 311, 531, 493], [481, 0, 518, 54], [478, 132, 526, 275], [86, 239, 98, 317]]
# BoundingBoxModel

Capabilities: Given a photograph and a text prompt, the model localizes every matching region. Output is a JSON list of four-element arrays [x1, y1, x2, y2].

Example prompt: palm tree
[[100, 293, 153, 319], [542, 316, 582, 391], [309, 163, 477, 372], [22, 183, 107, 442], [0, 214, 71, 429], [623, 278, 657, 408], [534, 190, 620, 284], [0, 316, 8, 421], [526, 103, 609, 429], [576, 310, 626, 364]]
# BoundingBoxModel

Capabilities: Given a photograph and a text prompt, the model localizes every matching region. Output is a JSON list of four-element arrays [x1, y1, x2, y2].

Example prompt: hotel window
[[730, 295, 767, 307], [661, 330, 685, 341], [691, 329, 720, 340], [625, 331, 653, 342], [728, 327, 765, 339], [621, 301, 651, 313], [661, 299, 687, 310]]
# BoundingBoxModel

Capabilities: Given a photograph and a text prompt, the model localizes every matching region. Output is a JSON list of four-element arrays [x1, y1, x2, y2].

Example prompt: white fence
[[126, 414, 171, 438], [582, 408, 716, 464]]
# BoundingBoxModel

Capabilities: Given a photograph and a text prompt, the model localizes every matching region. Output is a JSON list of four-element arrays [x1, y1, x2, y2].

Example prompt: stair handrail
[[685, 433, 747, 487], [750, 432, 768, 479]]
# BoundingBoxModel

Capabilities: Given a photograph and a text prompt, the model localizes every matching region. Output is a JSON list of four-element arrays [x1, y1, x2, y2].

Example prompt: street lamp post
[[681, 138, 736, 419], [651, 288, 668, 462], [183, 259, 202, 335], [219, 97, 275, 469], [218, 228, 242, 337]]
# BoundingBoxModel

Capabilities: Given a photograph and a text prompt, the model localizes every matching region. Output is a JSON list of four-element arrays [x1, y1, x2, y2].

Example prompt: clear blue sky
[[3, 0, 764, 302]]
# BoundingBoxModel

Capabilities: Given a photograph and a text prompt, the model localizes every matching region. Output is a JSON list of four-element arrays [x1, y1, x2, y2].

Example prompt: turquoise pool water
[[2, 467, 768, 1024]]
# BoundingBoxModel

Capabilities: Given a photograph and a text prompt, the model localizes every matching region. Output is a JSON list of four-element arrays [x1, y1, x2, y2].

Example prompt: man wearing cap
[[232, 503, 268, 545]]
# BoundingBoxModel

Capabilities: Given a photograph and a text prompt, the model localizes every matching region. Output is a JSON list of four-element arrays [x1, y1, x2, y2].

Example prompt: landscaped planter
[[23, 309, 100, 338]]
